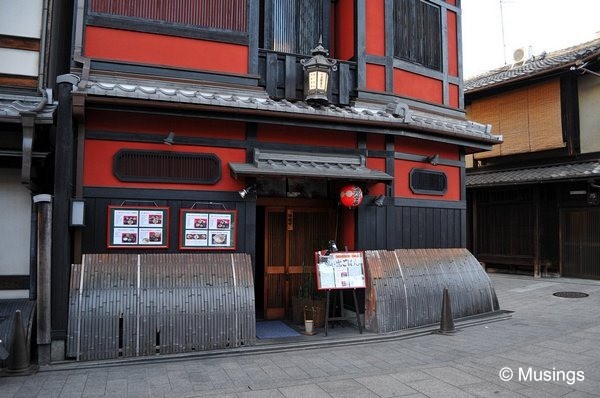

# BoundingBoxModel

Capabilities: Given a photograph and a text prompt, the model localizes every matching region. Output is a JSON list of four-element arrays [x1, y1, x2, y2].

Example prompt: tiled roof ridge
[[465, 37, 600, 92]]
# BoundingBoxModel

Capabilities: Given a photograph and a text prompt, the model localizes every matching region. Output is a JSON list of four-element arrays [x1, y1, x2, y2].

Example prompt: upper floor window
[[261, 0, 330, 55], [394, 0, 442, 71], [88, 0, 247, 43]]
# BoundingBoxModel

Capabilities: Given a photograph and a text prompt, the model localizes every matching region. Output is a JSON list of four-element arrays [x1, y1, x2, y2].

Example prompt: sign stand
[[315, 250, 366, 336], [324, 288, 362, 336]]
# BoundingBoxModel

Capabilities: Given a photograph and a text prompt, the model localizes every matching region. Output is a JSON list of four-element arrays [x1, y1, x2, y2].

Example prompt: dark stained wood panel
[[561, 208, 600, 279], [0, 35, 40, 51], [357, 203, 465, 250]]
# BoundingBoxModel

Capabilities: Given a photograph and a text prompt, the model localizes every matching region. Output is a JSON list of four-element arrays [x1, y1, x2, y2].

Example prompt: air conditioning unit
[[512, 47, 527, 65]]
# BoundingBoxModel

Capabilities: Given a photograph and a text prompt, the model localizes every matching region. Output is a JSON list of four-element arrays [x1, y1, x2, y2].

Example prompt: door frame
[[259, 198, 335, 319]]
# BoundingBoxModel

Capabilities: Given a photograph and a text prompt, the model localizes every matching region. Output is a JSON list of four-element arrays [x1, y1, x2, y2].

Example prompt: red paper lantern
[[340, 185, 363, 208]]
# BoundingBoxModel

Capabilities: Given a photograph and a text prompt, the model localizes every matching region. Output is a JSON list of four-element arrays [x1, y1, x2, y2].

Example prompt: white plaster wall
[[579, 73, 600, 154], [0, 169, 32, 276], [0, 48, 39, 76], [0, 0, 43, 38]]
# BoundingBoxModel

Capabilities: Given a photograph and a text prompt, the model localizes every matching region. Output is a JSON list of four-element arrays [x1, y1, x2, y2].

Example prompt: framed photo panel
[[107, 206, 169, 249], [179, 209, 237, 250]]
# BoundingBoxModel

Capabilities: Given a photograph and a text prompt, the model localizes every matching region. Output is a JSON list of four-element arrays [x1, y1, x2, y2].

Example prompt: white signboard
[[315, 251, 366, 290]]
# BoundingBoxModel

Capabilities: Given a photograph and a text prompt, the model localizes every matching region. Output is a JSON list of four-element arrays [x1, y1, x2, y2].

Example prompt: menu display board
[[315, 251, 366, 290], [108, 206, 169, 248], [179, 209, 237, 250]]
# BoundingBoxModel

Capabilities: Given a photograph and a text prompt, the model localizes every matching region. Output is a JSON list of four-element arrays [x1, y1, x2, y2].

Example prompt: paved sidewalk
[[2, 274, 600, 397]]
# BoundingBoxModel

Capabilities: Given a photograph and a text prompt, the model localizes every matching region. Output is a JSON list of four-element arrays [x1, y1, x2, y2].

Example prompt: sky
[[461, 0, 600, 78]]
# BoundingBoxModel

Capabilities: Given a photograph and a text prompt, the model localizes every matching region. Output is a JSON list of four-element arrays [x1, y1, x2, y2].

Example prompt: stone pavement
[[2, 274, 600, 397]]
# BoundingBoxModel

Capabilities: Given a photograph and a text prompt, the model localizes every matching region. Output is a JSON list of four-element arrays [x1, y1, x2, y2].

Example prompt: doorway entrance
[[259, 202, 334, 320], [561, 208, 600, 279]]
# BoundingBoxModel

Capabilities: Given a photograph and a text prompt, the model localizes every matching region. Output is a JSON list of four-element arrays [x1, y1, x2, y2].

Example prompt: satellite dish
[[512, 48, 527, 64]]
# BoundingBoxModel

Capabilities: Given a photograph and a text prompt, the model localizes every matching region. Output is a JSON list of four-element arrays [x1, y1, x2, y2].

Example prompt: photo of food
[[211, 233, 228, 245], [194, 218, 208, 229], [149, 231, 161, 242], [216, 218, 230, 229], [121, 232, 137, 243], [148, 214, 162, 225], [123, 215, 138, 225]]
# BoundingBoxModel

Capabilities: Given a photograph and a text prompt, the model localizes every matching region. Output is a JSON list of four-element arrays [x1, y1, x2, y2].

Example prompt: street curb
[[39, 310, 512, 372]]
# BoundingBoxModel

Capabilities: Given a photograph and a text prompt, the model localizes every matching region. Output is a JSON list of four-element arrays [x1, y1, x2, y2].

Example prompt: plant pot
[[304, 320, 314, 334], [292, 297, 326, 328]]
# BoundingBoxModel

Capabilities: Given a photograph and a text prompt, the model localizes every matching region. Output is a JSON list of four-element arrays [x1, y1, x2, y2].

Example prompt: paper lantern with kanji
[[340, 185, 363, 208]]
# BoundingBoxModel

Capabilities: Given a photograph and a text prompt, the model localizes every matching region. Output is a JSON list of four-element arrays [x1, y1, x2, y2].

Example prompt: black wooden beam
[[51, 74, 78, 339]]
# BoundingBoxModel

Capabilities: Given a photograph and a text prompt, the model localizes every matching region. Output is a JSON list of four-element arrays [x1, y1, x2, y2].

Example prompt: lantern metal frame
[[301, 37, 338, 104]]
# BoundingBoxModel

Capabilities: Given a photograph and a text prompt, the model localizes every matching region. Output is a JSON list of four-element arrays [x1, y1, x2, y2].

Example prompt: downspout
[[38, 0, 50, 92], [20, 88, 50, 185]]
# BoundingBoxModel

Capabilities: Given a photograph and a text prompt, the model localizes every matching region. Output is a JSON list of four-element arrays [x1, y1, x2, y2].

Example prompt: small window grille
[[114, 150, 221, 184], [89, 0, 248, 33], [409, 168, 447, 195]]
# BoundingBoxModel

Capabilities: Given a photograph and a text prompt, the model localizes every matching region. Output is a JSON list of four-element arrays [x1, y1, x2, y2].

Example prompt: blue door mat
[[256, 321, 300, 339]]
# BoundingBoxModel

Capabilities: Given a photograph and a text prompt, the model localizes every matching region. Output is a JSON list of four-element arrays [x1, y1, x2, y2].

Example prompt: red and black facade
[[49, 0, 500, 342]]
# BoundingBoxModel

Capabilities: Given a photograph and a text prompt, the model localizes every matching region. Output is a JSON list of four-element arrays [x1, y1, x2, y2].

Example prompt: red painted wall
[[86, 110, 246, 141], [257, 125, 356, 148], [83, 140, 245, 190], [84, 26, 248, 74], [366, 157, 387, 196], [396, 137, 459, 161], [449, 84, 459, 108], [365, 0, 385, 56], [447, 10, 458, 77], [394, 160, 460, 201], [339, 207, 356, 251], [394, 137, 461, 201], [83, 111, 246, 190], [334, 0, 355, 60], [366, 64, 386, 92], [393, 69, 443, 104]]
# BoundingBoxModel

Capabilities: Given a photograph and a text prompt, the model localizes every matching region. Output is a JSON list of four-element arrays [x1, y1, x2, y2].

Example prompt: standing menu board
[[108, 206, 169, 248], [179, 209, 237, 250], [315, 250, 366, 290]]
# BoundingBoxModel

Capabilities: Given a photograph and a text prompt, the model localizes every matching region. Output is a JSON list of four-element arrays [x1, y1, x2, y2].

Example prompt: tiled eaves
[[83, 77, 501, 145], [465, 38, 600, 93], [466, 160, 600, 187], [0, 94, 57, 122]]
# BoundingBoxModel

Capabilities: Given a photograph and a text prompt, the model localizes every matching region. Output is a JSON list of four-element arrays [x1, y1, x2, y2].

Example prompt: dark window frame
[[114, 149, 222, 185], [393, 0, 442, 71], [409, 168, 447, 195], [87, 0, 249, 45], [261, 0, 331, 56]]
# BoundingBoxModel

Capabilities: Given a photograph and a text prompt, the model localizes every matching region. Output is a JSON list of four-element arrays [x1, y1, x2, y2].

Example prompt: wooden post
[[533, 186, 541, 278], [51, 74, 78, 349], [33, 194, 52, 365]]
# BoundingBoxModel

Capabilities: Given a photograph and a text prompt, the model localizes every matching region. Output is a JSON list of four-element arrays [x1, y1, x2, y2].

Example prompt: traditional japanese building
[[43, 0, 501, 360], [466, 38, 600, 279], [0, 0, 72, 366]]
